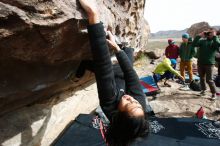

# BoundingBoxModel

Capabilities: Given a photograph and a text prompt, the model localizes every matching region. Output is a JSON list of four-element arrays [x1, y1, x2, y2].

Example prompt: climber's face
[[182, 38, 188, 43], [118, 94, 144, 117]]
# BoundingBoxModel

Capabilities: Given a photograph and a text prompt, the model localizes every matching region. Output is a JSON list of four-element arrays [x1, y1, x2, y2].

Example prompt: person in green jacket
[[192, 28, 220, 99], [179, 33, 195, 82], [153, 58, 184, 87], [216, 33, 220, 77]]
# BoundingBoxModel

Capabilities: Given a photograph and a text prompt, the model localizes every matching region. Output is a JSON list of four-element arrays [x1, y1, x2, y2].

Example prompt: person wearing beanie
[[165, 39, 179, 62], [165, 38, 179, 80], [192, 28, 220, 100], [153, 58, 184, 87], [179, 34, 195, 82], [182, 33, 190, 39]]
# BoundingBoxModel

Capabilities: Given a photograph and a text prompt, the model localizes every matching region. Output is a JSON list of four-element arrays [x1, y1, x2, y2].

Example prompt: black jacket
[[87, 23, 147, 120]]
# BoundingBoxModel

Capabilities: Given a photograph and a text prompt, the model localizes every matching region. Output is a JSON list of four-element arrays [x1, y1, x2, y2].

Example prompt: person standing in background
[[192, 28, 220, 99], [179, 33, 195, 82], [165, 39, 179, 79], [165, 39, 179, 64]]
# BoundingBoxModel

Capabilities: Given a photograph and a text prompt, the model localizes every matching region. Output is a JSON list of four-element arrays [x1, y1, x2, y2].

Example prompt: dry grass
[[147, 38, 182, 51]]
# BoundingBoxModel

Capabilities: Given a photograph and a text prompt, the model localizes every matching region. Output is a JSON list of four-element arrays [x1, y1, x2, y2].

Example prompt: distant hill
[[150, 29, 187, 39], [213, 25, 220, 30], [150, 25, 220, 39]]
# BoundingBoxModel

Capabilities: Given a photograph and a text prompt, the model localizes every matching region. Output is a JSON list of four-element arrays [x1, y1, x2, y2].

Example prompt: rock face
[[0, 81, 100, 146], [187, 22, 211, 37], [0, 0, 149, 115]]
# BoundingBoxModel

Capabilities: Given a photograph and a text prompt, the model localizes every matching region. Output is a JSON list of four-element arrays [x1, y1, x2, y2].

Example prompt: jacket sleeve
[[192, 36, 201, 47], [179, 44, 182, 59], [194, 47, 199, 58], [177, 45, 180, 56], [115, 51, 143, 93], [212, 36, 220, 50], [164, 62, 181, 77], [87, 23, 117, 104], [115, 50, 147, 111], [165, 47, 169, 57], [191, 46, 196, 57]]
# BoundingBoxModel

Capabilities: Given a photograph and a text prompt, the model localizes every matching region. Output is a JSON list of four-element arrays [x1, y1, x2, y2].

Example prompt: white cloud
[[144, 0, 220, 33]]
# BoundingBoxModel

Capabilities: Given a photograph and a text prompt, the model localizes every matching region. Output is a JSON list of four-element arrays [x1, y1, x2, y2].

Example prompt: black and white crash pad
[[53, 114, 220, 146]]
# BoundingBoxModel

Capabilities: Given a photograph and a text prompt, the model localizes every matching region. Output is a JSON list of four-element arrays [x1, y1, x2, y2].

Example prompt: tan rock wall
[[0, 0, 149, 115]]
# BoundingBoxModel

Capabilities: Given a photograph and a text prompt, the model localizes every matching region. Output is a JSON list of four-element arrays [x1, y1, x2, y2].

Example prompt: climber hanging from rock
[[76, 0, 152, 145]]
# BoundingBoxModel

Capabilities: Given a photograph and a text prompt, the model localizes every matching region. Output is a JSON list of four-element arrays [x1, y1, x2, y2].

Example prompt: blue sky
[[144, 0, 220, 33]]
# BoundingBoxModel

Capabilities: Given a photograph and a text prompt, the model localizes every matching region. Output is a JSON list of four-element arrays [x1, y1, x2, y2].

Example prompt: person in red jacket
[[165, 39, 179, 78], [165, 39, 179, 60]]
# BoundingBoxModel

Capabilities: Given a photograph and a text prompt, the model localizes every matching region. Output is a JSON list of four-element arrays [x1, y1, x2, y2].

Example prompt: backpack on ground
[[214, 75, 220, 87], [189, 80, 201, 91]]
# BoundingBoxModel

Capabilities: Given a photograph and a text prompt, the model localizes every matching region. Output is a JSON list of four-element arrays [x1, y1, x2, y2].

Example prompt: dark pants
[[76, 47, 134, 91], [218, 63, 220, 76], [198, 64, 216, 94], [153, 71, 173, 83], [215, 52, 220, 76]]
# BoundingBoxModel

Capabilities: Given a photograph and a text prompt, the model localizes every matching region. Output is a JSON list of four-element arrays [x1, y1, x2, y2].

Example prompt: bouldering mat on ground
[[53, 114, 220, 146], [139, 76, 159, 95], [185, 74, 200, 82]]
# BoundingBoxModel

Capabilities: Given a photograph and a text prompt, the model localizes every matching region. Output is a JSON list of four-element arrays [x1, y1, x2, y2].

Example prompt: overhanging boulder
[[0, 0, 149, 115]]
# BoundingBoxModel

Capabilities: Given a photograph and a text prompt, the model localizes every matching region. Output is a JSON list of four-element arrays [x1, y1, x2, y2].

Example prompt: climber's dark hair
[[106, 111, 149, 146]]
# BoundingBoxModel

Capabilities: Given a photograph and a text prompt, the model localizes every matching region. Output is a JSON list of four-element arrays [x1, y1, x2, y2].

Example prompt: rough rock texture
[[0, 0, 149, 115], [138, 19, 150, 49], [145, 51, 160, 59], [0, 80, 99, 146], [187, 21, 211, 37]]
